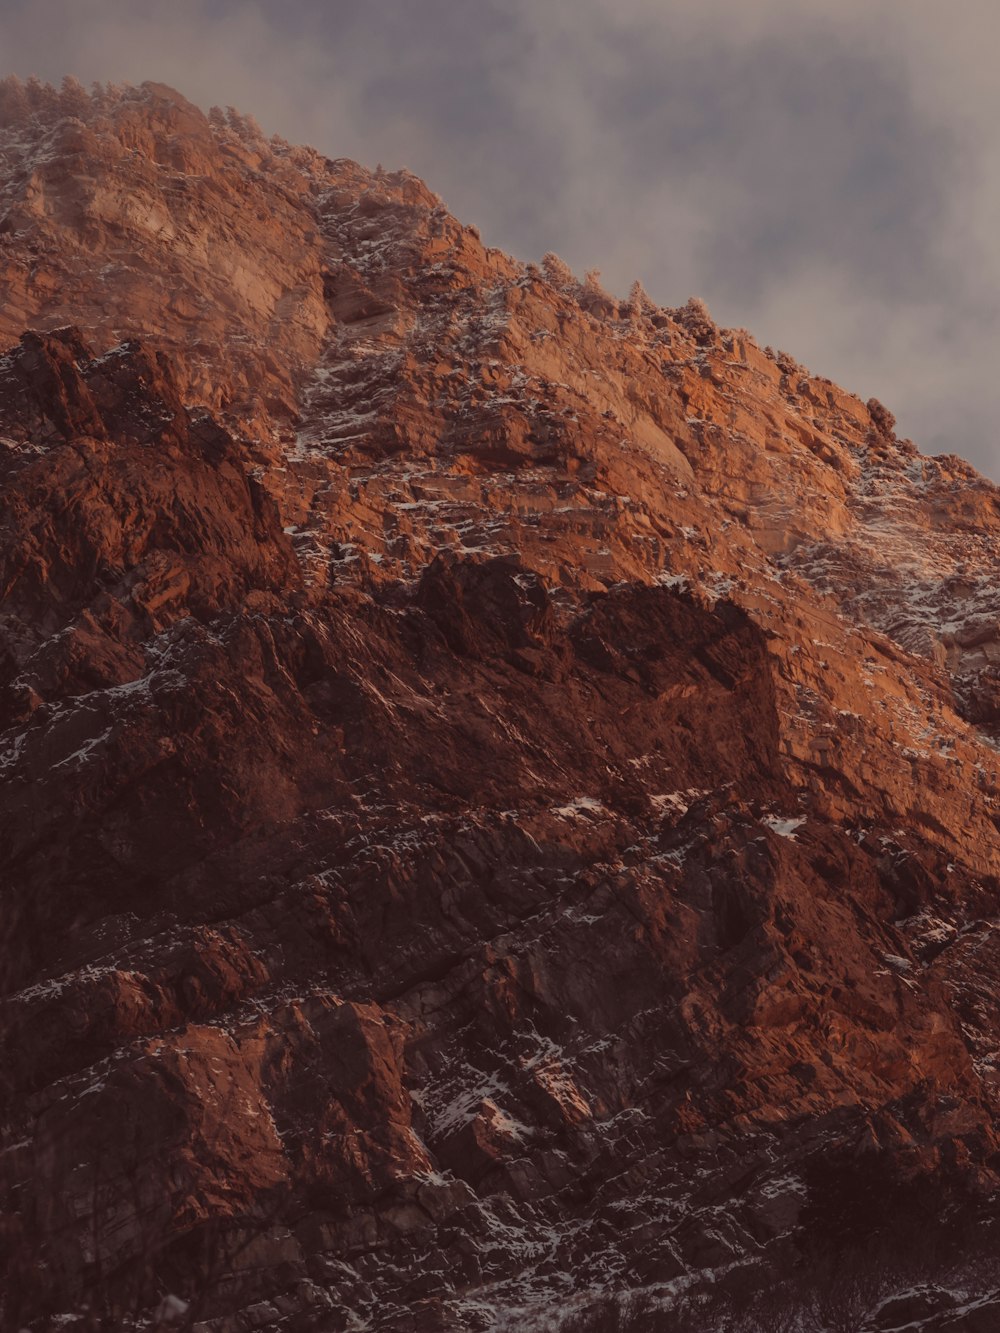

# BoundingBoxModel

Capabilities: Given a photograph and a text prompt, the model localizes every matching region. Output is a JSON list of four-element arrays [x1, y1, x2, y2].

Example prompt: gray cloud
[[1, 0, 1000, 470]]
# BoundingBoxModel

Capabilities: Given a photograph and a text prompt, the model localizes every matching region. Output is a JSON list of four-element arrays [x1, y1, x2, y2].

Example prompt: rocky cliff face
[[4, 77, 1000, 1333]]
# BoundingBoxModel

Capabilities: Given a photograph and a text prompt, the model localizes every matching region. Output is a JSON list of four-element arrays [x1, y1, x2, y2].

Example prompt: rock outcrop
[[3, 77, 1000, 1332]]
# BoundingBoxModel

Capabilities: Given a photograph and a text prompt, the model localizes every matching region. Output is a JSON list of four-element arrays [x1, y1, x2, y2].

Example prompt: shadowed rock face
[[4, 78, 1000, 1333]]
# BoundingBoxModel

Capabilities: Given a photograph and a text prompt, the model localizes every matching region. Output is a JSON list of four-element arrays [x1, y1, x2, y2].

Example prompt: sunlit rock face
[[4, 76, 1000, 1333]]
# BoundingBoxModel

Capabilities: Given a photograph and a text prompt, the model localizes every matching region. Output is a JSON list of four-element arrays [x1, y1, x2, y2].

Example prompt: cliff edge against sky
[[4, 78, 1000, 1332]]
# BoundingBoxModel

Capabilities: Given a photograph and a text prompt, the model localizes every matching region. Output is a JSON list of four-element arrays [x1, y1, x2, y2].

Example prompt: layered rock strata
[[3, 78, 1000, 1332]]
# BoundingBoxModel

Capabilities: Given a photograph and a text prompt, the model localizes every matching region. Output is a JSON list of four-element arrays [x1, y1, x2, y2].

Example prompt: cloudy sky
[[2, 1, 999, 471]]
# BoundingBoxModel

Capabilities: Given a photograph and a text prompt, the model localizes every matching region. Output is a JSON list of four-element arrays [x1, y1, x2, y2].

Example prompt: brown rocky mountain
[[3, 76, 1000, 1332]]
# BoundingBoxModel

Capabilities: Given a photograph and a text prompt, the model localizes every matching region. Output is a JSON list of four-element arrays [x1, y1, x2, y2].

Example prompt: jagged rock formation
[[4, 77, 1000, 1332]]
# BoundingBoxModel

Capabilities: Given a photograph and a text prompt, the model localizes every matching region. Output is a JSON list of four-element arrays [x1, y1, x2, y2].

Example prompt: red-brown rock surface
[[4, 77, 1000, 1332]]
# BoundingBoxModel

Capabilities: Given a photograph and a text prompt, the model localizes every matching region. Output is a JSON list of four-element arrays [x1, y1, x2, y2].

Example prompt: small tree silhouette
[[0, 75, 31, 128], [58, 75, 92, 122], [542, 252, 576, 288], [867, 397, 897, 440]]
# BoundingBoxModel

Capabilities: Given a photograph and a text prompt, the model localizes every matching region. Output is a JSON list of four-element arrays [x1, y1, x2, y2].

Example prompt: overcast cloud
[[1, 0, 999, 471]]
